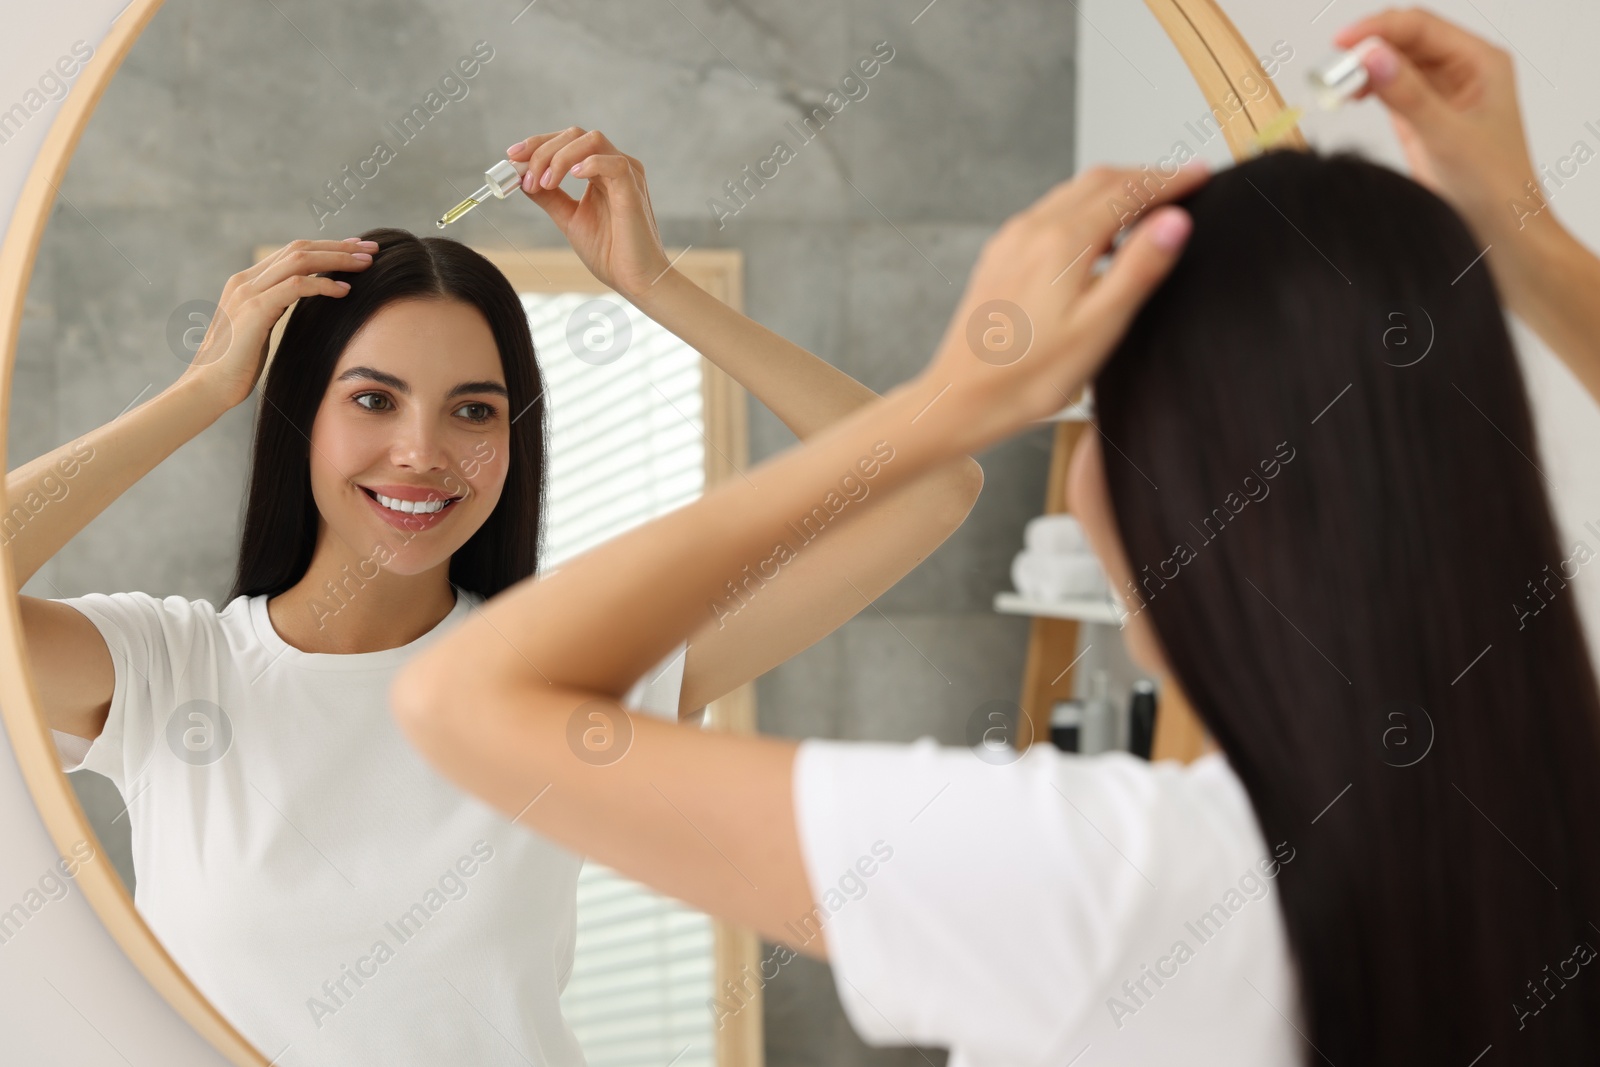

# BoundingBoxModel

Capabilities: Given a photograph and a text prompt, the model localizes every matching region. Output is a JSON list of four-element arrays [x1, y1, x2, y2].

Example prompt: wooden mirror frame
[[1141, 0, 1305, 760], [0, 4, 265, 1060], [1144, 0, 1306, 160], [0, 0, 1300, 1061]]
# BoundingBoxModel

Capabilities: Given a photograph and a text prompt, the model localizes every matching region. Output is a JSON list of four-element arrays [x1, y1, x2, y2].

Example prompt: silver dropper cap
[[483, 158, 529, 199], [1308, 35, 1383, 111]]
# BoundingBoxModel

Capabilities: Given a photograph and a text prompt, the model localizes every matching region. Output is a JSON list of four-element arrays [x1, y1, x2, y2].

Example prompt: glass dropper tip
[[438, 196, 479, 228], [437, 182, 497, 229]]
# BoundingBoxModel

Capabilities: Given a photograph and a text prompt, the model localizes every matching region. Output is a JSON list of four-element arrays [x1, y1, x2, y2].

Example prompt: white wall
[[1078, 0, 1600, 665]]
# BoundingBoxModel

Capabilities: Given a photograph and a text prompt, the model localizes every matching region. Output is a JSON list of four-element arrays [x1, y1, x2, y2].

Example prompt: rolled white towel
[[1024, 513, 1089, 555], [1011, 549, 1108, 602]]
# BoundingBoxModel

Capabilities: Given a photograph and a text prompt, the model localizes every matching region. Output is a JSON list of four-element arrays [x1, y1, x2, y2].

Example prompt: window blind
[[521, 292, 716, 1067], [524, 292, 706, 566]]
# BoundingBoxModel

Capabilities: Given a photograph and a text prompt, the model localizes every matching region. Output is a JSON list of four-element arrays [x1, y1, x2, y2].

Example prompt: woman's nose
[[390, 418, 451, 471]]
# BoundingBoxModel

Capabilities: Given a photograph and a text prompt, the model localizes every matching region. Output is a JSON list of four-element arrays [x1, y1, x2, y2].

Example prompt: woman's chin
[[337, 523, 462, 580]]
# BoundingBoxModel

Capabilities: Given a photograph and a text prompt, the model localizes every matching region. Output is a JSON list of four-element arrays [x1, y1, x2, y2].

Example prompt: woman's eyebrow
[[446, 379, 510, 400], [336, 366, 407, 392], [335, 366, 509, 399]]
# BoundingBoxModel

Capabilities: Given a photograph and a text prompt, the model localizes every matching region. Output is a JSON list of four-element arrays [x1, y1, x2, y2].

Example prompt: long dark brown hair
[[227, 227, 549, 603], [1096, 148, 1600, 1062]]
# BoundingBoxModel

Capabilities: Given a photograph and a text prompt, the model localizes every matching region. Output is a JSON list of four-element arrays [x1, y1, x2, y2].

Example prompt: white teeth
[[372, 491, 449, 515]]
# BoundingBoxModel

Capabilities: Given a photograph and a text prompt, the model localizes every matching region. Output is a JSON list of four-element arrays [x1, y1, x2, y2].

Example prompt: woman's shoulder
[[57, 588, 224, 624], [55, 589, 250, 649], [794, 736, 1268, 887], [789, 737, 1293, 1062], [798, 734, 1250, 813]]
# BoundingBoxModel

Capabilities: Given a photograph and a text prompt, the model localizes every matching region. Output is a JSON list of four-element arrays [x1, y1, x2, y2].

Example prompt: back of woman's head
[[1095, 148, 1600, 1062], [228, 227, 549, 603]]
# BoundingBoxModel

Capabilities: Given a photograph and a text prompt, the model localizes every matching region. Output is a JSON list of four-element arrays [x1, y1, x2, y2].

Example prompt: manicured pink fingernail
[[1365, 40, 1399, 87], [507, 142, 524, 155], [540, 166, 554, 188], [1148, 208, 1191, 251], [523, 170, 536, 192]]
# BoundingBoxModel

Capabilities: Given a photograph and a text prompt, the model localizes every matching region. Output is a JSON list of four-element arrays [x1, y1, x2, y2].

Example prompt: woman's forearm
[[629, 268, 879, 439], [616, 262, 983, 720], [5, 378, 225, 588], [1489, 216, 1600, 405], [401, 372, 969, 706]]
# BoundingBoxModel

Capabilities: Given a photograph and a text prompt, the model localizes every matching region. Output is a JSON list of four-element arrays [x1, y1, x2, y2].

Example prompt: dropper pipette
[[438, 158, 531, 228]]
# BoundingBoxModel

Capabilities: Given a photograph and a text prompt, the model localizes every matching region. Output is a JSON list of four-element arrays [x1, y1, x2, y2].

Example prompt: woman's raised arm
[[1336, 8, 1600, 405], [9, 238, 375, 739], [508, 128, 984, 717]]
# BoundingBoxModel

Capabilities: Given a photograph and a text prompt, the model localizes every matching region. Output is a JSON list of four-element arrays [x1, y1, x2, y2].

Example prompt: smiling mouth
[[359, 486, 463, 516]]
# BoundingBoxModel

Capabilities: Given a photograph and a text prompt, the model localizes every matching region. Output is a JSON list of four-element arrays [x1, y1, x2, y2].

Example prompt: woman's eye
[[354, 392, 392, 413], [457, 402, 496, 423]]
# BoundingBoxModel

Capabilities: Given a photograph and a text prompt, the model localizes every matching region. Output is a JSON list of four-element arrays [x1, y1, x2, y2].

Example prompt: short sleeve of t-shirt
[[49, 591, 202, 791], [790, 736, 1296, 1066]]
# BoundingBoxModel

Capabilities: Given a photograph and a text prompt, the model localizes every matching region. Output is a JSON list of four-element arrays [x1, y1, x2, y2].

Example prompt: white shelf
[[993, 591, 1122, 625], [1045, 403, 1092, 422], [1046, 388, 1093, 422]]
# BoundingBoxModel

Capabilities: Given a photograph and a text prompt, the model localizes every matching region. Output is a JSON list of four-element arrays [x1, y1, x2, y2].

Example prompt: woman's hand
[[914, 161, 1209, 454], [507, 128, 672, 300], [1334, 9, 1540, 243], [179, 237, 376, 412]]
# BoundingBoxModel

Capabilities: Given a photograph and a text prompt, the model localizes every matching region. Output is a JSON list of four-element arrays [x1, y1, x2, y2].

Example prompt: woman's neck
[[265, 535, 459, 655]]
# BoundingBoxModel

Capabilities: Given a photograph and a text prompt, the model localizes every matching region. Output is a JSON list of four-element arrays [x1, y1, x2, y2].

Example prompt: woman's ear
[[1065, 429, 1172, 677], [1065, 431, 1122, 584]]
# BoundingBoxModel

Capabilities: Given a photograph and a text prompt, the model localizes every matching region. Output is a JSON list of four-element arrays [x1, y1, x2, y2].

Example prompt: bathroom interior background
[[12, 0, 1600, 1064], [7, 3, 1143, 1065]]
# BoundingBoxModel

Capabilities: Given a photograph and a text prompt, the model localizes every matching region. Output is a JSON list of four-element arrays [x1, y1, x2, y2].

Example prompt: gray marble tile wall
[[9, 3, 1077, 1064]]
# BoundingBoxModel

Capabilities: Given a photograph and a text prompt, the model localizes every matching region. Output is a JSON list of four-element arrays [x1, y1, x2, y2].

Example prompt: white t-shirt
[[790, 736, 1303, 1067], [50, 585, 687, 1067]]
